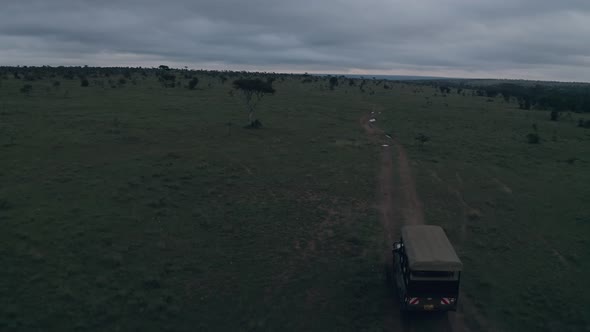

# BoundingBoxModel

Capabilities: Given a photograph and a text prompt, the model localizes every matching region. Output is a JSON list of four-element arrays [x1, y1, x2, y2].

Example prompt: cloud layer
[[1, 0, 590, 81]]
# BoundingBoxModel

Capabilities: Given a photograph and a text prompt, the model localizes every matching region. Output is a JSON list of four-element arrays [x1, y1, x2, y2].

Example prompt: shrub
[[550, 110, 559, 121], [188, 77, 199, 90], [0, 199, 12, 210], [80, 79, 89, 87], [329, 77, 338, 90], [20, 84, 32, 94], [526, 133, 540, 144], [415, 133, 430, 146]]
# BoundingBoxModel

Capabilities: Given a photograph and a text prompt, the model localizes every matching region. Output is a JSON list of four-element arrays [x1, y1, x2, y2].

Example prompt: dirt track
[[361, 112, 469, 332]]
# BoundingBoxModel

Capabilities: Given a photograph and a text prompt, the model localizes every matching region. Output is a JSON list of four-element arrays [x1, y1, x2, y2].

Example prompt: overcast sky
[[1, 0, 590, 81]]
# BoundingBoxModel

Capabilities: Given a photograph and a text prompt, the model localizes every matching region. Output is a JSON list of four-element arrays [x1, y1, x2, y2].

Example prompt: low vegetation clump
[[526, 132, 540, 144], [19, 84, 32, 94], [188, 77, 199, 90]]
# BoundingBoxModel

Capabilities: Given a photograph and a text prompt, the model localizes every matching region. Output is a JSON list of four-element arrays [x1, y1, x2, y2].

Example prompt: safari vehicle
[[392, 225, 462, 312]]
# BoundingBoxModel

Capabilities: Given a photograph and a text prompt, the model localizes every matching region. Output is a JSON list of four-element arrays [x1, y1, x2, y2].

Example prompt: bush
[[188, 77, 199, 90], [80, 79, 89, 87], [20, 84, 32, 94], [329, 77, 338, 90], [0, 199, 12, 210], [550, 110, 559, 121], [415, 133, 430, 146], [245, 119, 263, 129], [578, 119, 590, 128], [526, 133, 540, 144]]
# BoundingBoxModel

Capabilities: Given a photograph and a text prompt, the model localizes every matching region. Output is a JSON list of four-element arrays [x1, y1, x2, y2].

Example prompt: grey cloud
[[1, 0, 590, 81]]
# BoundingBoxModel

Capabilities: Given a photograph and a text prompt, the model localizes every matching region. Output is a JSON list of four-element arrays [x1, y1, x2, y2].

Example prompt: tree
[[158, 73, 175, 88], [527, 123, 540, 144], [519, 97, 531, 110], [329, 77, 338, 90], [439, 86, 451, 94], [188, 77, 199, 90], [233, 78, 275, 128]]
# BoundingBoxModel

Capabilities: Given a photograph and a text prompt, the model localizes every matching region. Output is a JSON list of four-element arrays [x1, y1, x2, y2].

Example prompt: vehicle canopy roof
[[401, 225, 463, 272]]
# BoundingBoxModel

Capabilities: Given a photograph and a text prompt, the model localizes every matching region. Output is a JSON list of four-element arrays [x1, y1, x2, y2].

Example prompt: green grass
[[1, 72, 589, 331], [374, 85, 590, 331], [0, 74, 388, 331]]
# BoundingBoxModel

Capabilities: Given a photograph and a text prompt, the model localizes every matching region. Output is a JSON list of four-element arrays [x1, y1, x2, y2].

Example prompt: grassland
[[1, 70, 589, 331], [372, 85, 590, 331]]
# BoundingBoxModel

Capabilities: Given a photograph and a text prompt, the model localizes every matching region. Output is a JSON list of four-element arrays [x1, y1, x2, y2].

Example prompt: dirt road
[[361, 112, 468, 332]]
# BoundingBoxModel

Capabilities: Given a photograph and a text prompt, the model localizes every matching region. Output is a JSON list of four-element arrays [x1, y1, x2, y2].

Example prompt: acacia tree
[[233, 78, 275, 128]]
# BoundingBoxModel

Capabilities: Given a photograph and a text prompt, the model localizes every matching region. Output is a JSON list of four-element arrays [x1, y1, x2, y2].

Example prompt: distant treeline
[[0, 65, 310, 82], [2, 66, 588, 113], [432, 81, 590, 113], [0, 65, 382, 95], [0, 65, 317, 91]]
